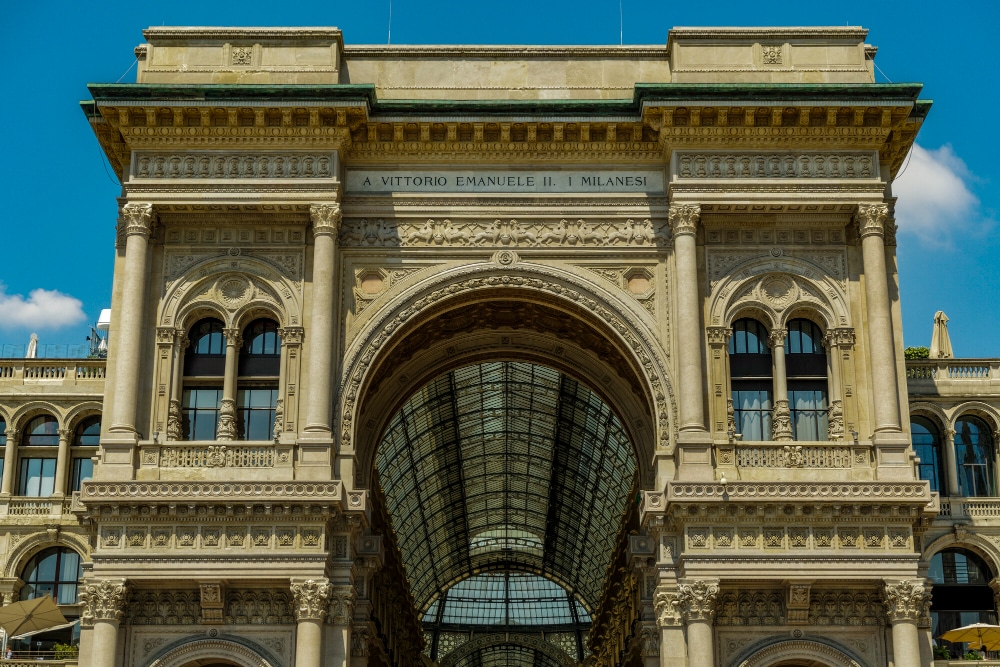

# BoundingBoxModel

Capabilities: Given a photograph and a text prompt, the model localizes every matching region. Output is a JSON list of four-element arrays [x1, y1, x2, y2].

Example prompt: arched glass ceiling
[[375, 361, 637, 612], [452, 643, 566, 667], [424, 572, 590, 626]]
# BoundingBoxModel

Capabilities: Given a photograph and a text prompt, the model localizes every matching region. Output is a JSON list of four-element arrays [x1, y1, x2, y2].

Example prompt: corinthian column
[[653, 587, 685, 667], [677, 579, 719, 667], [328, 586, 357, 667], [217, 328, 242, 441], [670, 204, 706, 434], [53, 428, 72, 496], [882, 579, 932, 667], [303, 204, 340, 439], [291, 578, 332, 667], [857, 204, 902, 435], [79, 579, 128, 667], [108, 203, 155, 439], [1, 428, 18, 494], [769, 329, 792, 441]]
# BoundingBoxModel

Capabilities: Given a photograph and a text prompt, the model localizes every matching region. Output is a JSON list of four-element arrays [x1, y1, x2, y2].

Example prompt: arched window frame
[[18, 415, 59, 496], [728, 318, 774, 441], [236, 318, 281, 441], [954, 415, 997, 498], [70, 416, 100, 493], [181, 318, 226, 441], [19, 547, 83, 605], [784, 318, 829, 441], [911, 415, 947, 494], [929, 548, 997, 658]]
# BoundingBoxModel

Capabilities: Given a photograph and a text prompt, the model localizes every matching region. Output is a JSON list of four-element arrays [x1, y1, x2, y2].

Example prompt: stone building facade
[[0, 24, 986, 667]]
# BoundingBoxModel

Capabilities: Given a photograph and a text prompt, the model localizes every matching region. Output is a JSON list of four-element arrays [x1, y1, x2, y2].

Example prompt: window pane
[[733, 388, 773, 440], [24, 415, 60, 446], [238, 387, 278, 440], [71, 458, 94, 492], [20, 458, 55, 496], [182, 388, 222, 440], [75, 416, 102, 446], [956, 417, 996, 496]]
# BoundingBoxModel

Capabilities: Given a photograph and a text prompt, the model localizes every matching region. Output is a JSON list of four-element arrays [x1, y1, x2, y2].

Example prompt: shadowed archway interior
[[374, 361, 638, 664]]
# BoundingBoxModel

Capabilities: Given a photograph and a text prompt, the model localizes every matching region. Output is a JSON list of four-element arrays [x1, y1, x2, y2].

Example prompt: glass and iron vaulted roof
[[375, 361, 638, 613], [452, 643, 566, 667], [424, 572, 590, 626]]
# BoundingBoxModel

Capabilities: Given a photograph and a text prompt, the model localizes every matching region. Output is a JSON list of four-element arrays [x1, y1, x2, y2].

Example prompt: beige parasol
[[940, 622, 1000, 650], [0, 596, 68, 638], [930, 310, 955, 359]]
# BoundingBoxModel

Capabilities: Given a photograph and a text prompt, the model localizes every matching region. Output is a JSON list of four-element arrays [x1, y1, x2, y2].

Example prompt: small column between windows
[[166, 331, 188, 441], [53, 428, 71, 497], [217, 328, 242, 441], [1, 428, 17, 494], [943, 427, 960, 497], [769, 329, 792, 441]]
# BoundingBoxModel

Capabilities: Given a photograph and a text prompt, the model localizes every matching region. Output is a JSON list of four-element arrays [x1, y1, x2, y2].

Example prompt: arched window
[[182, 318, 225, 441], [19, 415, 58, 496], [237, 319, 281, 441], [729, 319, 773, 440], [785, 319, 828, 440], [955, 416, 996, 497], [71, 416, 100, 492], [20, 547, 83, 605], [930, 548, 997, 658], [911, 416, 946, 494]]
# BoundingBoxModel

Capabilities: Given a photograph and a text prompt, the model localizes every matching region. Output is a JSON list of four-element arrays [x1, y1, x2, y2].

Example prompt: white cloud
[[0, 285, 87, 330], [893, 143, 991, 247]]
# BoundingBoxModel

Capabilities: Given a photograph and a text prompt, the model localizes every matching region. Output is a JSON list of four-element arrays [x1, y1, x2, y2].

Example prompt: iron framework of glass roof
[[375, 361, 638, 663]]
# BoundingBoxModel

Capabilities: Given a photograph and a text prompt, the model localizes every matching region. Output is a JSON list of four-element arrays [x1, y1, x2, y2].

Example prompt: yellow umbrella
[[940, 623, 1000, 650], [0, 596, 68, 638]]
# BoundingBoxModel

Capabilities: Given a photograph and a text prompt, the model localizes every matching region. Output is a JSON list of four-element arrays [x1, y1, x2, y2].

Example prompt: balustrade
[[0, 360, 106, 387]]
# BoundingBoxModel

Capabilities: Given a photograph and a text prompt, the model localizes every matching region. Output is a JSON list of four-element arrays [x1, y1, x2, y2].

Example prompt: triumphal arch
[[72, 25, 934, 667]]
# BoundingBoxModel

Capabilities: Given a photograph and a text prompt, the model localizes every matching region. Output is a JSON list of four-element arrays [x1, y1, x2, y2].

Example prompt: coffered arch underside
[[709, 254, 851, 332], [159, 256, 302, 331], [339, 259, 677, 489]]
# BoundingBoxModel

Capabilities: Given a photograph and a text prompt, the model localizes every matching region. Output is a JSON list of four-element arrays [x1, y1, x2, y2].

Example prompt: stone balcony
[[937, 496, 1000, 526], [0, 493, 78, 519], [0, 360, 106, 396], [906, 359, 1000, 397]]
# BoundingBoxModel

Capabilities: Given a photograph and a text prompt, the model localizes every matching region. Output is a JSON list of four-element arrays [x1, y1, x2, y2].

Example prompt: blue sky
[[1, 1, 997, 356]]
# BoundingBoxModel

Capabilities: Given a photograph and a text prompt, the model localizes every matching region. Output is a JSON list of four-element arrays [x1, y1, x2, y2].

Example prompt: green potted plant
[[933, 645, 951, 659]]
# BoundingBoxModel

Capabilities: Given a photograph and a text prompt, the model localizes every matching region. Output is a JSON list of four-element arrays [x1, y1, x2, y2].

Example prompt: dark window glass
[[181, 387, 222, 441], [239, 319, 281, 376], [729, 319, 773, 440], [238, 387, 279, 440], [23, 415, 59, 446], [20, 548, 82, 605], [912, 417, 946, 494], [74, 416, 101, 446], [955, 416, 996, 497], [71, 458, 94, 492], [0, 417, 6, 447], [18, 458, 56, 496], [931, 549, 997, 658], [184, 319, 226, 376], [785, 319, 828, 440]]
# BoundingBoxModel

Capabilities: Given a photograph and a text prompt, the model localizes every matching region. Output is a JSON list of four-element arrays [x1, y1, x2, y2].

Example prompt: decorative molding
[[328, 586, 357, 625], [159, 445, 275, 468], [653, 587, 683, 627], [80, 579, 129, 625], [772, 399, 792, 441], [134, 153, 335, 179], [225, 590, 295, 625], [715, 589, 785, 625], [676, 153, 877, 180], [127, 590, 200, 625], [733, 639, 864, 667]]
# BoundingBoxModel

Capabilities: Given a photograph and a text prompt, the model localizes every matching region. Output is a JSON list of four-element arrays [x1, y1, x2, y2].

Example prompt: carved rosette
[[855, 203, 890, 240], [120, 203, 156, 239], [80, 579, 129, 626], [882, 579, 932, 624], [773, 399, 792, 441], [217, 399, 237, 441], [310, 203, 342, 239], [328, 586, 357, 625], [653, 588, 683, 627], [290, 579, 332, 622], [667, 204, 700, 238], [166, 399, 183, 441], [677, 579, 720, 623], [828, 399, 845, 440]]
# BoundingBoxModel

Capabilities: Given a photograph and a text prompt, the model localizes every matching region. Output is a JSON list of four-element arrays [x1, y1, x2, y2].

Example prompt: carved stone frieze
[[134, 153, 335, 179], [707, 250, 848, 294], [159, 444, 275, 468], [339, 217, 667, 247], [328, 586, 357, 624], [225, 589, 295, 624], [676, 152, 876, 179], [290, 578, 331, 621], [127, 590, 201, 625], [881, 579, 932, 624], [80, 579, 129, 625], [809, 590, 885, 626], [653, 587, 683, 627], [715, 589, 785, 625]]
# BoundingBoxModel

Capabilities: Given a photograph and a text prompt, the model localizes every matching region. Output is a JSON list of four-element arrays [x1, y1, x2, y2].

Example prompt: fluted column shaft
[[109, 204, 155, 436], [669, 204, 706, 433], [303, 204, 340, 436], [858, 204, 901, 433], [53, 429, 71, 496], [1, 429, 18, 494], [217, 329, 242, 441]]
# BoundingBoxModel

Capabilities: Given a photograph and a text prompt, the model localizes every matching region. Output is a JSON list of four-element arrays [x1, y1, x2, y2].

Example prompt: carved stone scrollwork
[[677, 579, 720, 623], [272, 399, 284, 440], [121, 203, 156, 239], [310, 203, 342, 238], [328, 586, 357, 625], [351, 624, 371, 657], [882, 579, 932, 624], [773, 399, 792, 441], [726, 398, 736, 437], [828, 400, 845, 440], [668, 204, 700, 238], [855, 203, 889, 240], [653, 587, 683, 627], [217, 398, 237, 441], [290, 578, 331, 622], [80, 579, 129, 625], [639, 623, 659, 657]]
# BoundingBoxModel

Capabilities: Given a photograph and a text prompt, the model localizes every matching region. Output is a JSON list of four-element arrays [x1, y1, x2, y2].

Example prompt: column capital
[[677, 578, 720, 623], [653, 586, 683, 627], [222, 328, 243, 348], [58, 428, 72, 442], [155, 327, 178, 345], [5, 428, 18, 445], [278, 326, 305, 345], [882, 578, 932, 624], [768, 328, 788, 348], [120, 203, 156, 239], [290, 578, 331, 622], [706, 327, 732, 346], [310, 203, 342, 238], [80, 578, 129, 626], [328, 585, 357, 625], [855, 203, 890, 240], [822, 327, 856, 350], [668, 203, 700, 238]]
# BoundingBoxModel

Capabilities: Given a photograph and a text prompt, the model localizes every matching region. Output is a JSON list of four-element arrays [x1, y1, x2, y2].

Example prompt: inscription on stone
[[346, 170, 664, 194]]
